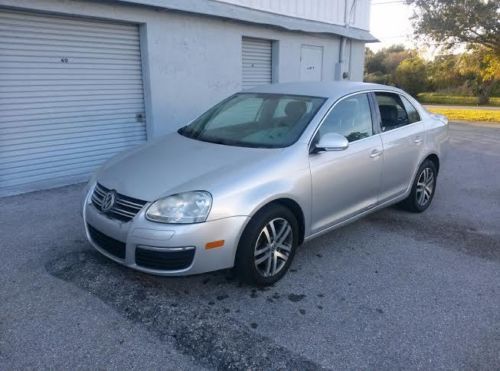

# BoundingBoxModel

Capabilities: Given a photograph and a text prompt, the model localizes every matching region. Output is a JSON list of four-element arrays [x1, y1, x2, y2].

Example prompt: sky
[[368, 0, 415, 52]]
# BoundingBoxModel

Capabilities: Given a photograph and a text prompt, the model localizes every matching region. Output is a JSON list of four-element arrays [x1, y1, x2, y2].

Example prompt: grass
[[417, 93, 500, 107], [427, 107, 500, 123]]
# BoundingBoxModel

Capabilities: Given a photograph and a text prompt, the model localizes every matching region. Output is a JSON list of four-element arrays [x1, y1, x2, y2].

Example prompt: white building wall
[[143, 16, 343, 137], [216, 0, 371, 30], [351, 0, 371, 30], [349, 40, 366, 81], [2, 0, 364, 139]]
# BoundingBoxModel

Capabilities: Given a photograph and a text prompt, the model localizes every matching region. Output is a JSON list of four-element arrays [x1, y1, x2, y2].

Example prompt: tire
[[400, 159, 438, 213], [235, 204, 299, 286]]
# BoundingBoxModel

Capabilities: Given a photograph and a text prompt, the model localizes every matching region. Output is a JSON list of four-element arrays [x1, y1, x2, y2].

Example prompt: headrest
[[285, 101, 307, 119], [379, 105, 398, 121]]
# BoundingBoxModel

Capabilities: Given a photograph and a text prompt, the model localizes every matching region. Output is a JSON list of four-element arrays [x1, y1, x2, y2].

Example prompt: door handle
[[370, 149, 383, 158], [414, 137, 423, 145]]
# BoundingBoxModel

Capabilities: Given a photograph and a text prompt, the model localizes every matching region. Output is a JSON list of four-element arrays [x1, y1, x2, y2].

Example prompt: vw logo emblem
[[101, 190, 116, 212]]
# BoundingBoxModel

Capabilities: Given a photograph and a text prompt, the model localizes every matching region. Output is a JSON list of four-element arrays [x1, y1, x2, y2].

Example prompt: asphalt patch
[[288, 294, 306, 302], [367, 211, 500, 262], [45, 250, 323, 370]]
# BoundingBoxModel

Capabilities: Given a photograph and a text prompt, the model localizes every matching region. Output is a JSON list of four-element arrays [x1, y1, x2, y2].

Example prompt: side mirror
[[313, 133, 349, 152]]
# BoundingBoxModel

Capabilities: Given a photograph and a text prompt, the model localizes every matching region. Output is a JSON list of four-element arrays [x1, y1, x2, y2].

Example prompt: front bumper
[[82, 187, 249, 276]]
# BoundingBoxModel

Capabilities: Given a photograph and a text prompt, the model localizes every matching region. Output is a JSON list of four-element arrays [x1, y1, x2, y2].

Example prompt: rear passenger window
[[319, 93, 373, 142], [401, 96, 421, 123], [375, 93, 410, 131]]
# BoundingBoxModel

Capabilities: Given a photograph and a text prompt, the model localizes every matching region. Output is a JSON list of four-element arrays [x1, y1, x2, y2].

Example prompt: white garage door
[[0, 10, 147, 197], [242, 37, 272, 90]]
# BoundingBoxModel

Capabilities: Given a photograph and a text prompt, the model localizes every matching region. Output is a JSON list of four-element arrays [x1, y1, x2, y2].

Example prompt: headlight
[[83, 173, 97, 195], [82, 173, 97, 209], [146, 191, 212, 224]]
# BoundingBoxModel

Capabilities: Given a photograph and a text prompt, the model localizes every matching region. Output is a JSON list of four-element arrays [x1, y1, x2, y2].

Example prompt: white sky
[[368, 0, 415, 51]]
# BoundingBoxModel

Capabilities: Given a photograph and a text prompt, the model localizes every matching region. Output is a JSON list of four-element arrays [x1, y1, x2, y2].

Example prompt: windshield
[[178, 93, 326, 148]]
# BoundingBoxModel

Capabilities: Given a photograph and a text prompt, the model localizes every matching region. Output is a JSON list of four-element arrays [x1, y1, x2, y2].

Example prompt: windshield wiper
[[178, 126, 199, 139], [204, 138, 236, 146]]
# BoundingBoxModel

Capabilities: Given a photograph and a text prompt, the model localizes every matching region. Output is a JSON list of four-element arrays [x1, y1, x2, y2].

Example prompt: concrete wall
[[142, 15, 345, 137], [349, 40, 366, 82], [216, 0, 371, 30], [1, 0, 365, 138]]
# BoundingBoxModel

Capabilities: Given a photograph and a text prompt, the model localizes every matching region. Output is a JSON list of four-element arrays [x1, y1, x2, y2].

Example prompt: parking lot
[[1, 122, 499, 370]]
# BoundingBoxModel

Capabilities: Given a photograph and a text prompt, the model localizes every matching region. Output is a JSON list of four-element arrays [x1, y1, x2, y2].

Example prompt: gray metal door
[[0, 10, 147, 197], [300, 45, 323, 81], [242, 37, 272, 90]]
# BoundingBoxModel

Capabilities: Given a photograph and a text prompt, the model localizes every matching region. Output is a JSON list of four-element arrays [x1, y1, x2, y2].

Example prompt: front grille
[[91, 183, 147, 222], [135, 247, 195, 271], [87, 224, 126, 259]]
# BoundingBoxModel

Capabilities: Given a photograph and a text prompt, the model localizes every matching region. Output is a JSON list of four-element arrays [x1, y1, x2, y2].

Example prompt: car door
[[373, 92, 425, 203], [309, 93, 384, 234]]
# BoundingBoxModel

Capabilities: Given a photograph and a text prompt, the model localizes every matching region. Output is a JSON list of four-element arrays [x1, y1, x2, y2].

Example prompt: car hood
[[97, 132, 277, 201]]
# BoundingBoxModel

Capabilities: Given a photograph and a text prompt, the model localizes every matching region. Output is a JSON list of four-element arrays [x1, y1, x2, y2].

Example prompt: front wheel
[[400, 159, 437, 213], [235, 205, 299, 286]]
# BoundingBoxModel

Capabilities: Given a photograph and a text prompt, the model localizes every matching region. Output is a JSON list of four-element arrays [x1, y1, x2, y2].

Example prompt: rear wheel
[[235, 205, 299, 286], [400, 159, 437, 212]]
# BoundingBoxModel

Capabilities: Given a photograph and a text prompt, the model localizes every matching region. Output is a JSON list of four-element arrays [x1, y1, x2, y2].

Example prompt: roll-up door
[[242, 37, 272, 90], [0, 10, 147, 197]]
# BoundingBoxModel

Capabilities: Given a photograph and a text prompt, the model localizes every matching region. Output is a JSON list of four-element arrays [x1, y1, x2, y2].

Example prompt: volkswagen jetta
[[82, 82, 448, 285]]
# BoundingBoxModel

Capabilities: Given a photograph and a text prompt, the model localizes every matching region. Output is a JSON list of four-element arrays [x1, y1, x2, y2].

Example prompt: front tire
[[400, 159, 437, 213], [235, 204, 299, 286]]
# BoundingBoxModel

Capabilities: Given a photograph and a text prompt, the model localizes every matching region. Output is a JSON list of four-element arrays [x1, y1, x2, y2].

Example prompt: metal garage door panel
[[242, 37, 272, 90], [0, 10, 147, 197]]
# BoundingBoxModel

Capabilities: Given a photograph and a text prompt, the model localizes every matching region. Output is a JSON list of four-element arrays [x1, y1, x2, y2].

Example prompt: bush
[[417, 93, 500, 106], [394, 57, 429, 96], [427, 107, 500, 123]]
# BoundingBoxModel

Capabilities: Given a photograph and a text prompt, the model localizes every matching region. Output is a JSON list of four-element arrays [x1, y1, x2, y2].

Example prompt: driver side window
[[319, 93, 373, 142]]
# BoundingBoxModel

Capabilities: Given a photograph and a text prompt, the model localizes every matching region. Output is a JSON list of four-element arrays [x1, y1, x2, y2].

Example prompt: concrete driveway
[[1, 122, 499, 370]]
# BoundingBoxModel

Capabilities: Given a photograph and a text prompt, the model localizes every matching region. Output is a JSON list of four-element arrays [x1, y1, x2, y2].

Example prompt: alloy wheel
[[416, 167, 435, 207], [254, 218, 293, 277]]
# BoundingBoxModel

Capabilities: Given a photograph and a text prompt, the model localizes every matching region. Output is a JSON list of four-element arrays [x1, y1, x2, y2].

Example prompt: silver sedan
[[82, 82, 449, 285]]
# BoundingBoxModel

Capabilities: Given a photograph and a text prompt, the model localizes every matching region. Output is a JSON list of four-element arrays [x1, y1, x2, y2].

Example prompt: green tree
[[364, 45, 415, 85], [406, 0, 500, 54], [407, 0, 500, 103], [395, 56, 429, 96], [426, 54, 465, 92], [457, 47, 500, 104]]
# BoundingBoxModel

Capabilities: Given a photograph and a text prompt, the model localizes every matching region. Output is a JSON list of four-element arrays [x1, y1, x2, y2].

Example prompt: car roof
[[243, 81, 403, 100]]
